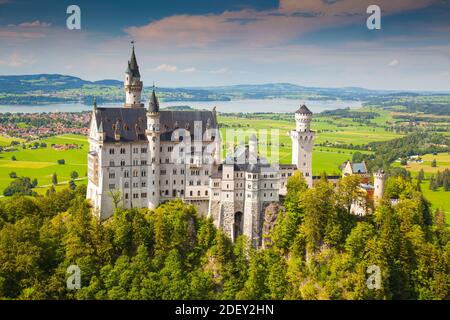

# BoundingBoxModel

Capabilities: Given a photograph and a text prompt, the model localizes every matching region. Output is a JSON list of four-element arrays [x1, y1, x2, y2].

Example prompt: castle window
[[181, 169, 185, 174], [181, 190, 184, 195], [165, 158, 169, 163], [205, 190, 208, 196], [173, 180, 176, 185], [166, 180, 169, 185], [124, 171, 129, 178], [141, 148, 147, 153], [165, 190, 169, 195], [173, 190, 176, 197], [133, 147, 138, 154], [197, 190, 201, 196], [141, 160, 147, 165], [109, 172, 115, 179], [120, 160, 125, 167], [190, 191, 193, 196], [133, 170, 138, 177], [173, 169, 177, 175], [189, 180, 193, 186], [109, 184, 115, 189], [133, 193, 138, 199], [133, 182, 138, 188], [141, 193, 147, 198], [125, 193, 129, 199], [141, 182, 146, 187], [197, 181, 201, 186], [181, 180, 184, 185], [110, 160, 115, 166], [109, 148, 115, 154], [124, 182, 129, 188], [120, 148, 126, 154]]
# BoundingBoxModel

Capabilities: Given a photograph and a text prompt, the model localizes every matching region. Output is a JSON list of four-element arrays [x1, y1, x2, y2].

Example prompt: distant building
[[342, 161, 386, 216]]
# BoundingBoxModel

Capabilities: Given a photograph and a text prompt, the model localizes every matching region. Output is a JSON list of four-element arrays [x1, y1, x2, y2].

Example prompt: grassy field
[[393, 152, 450, 174], [0, 134, 88, 195], [419, 181, 450, 222], [0, 135, 24, 146], [0, 110, 447, 219]]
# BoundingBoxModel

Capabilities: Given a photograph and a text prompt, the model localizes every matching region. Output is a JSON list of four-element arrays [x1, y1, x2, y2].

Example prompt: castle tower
[[289, 104, 315, 187], [244, 165, 261, 247], [146, 86, 160, 209], [374, 170, 386, 206], [124, 44, 144, 108], [249, 134, 257, 164]]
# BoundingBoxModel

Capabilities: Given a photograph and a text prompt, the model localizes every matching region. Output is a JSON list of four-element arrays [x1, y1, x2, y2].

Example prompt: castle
[[86, 46, 384, 247]]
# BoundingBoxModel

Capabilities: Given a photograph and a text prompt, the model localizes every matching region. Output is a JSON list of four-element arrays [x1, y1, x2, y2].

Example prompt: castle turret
[[146, 86, 160, 209], [374, 170, 386, 206], [289, 104, 315, 187], [244, 164, 261, 247], [249, 134, 257, 165], [124, 44, 143, 107]]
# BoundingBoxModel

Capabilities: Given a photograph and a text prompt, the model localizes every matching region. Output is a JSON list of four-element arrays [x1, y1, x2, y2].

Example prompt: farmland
[[0, 108, 447, 222], [0, 134, 88, 195]]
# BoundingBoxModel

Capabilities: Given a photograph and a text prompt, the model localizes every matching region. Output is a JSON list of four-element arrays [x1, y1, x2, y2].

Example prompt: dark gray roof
[[93, 107, 218, 142], [159, 110, 218, 141], [127, 46, 140, 78], [148, 88, 159, 113], [295, 104, 312, 115], [94, 107, 147, 142]]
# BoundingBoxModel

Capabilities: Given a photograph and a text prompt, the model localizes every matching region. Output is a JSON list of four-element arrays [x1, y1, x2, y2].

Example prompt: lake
[[0, 98, 362, 114]]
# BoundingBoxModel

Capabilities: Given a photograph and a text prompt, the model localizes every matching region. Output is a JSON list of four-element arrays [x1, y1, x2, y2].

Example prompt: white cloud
[[388, 59, 399, 67], [18, 20, 52, 28], [209, 67, 229, 74], [0, 52, 37, 67], [153, 64, 197, 73], [180, 67, 197, 73], [153, 64, 178, 72]]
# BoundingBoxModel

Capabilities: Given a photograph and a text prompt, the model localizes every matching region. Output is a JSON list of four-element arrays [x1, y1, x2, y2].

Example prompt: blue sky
[[1, 0, 450, 90]]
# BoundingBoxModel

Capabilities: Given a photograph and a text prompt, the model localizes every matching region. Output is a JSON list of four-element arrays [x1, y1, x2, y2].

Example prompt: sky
[[0, 0, 450, 91]]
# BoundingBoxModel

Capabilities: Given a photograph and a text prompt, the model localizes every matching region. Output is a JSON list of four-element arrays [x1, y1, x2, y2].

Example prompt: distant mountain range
[[0, 74, 449, 106]]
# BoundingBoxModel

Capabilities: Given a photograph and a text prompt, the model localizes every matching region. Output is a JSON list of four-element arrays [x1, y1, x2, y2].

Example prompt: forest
[[0, 172, 448, 300]]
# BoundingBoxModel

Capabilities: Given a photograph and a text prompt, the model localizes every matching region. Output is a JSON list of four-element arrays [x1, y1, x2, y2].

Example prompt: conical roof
[[295, 104, 312, 115], [148, 86, 159, 113], [127, 45, 140, 78]]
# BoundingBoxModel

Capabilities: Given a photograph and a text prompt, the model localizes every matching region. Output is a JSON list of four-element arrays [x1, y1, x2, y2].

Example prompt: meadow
[[0, 134, 88, 195], [0, 110, 446, 220]]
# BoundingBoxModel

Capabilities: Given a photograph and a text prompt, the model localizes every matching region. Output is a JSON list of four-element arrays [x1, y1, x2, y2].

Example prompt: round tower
[[289, 104, 315, 187], [146, 86, 160, 209], [295, 104, 312, 132], [249, 133, 258, 165], [374, 170, 386, 205], [124, 45, 143, 107]]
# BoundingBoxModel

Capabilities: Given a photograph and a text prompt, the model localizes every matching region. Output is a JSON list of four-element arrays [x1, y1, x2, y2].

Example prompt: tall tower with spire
[[124, 44, 143, 107], [146, 86, 161, 209], [289, 105, 315, 187]]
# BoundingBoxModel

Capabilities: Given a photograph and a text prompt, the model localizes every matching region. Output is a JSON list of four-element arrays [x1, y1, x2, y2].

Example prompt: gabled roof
[[93, 107, 218, 142], [351, 162, 368, 174], [295, 104, 312, 115]]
